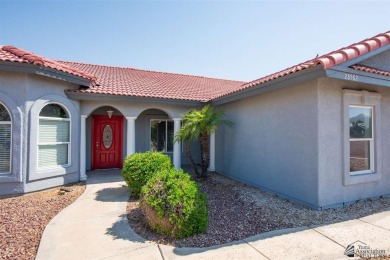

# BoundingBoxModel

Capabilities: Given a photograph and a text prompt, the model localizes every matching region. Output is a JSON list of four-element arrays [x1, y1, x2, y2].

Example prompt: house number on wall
[[344, 73, 359, 81]]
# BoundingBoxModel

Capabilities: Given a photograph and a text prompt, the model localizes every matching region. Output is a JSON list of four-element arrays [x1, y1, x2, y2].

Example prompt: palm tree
[[174, 123, 200, 177], [175, 105, 233, 178]]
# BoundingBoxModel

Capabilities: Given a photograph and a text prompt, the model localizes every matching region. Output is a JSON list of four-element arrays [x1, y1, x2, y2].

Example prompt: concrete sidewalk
[[36, 170, 390, 260]]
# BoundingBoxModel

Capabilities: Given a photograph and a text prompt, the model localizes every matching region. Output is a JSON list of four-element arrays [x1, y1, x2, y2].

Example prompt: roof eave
[[65, 91, 204, 107], [0, 61, 92, 86], [326, 65, 390, 87], [211, 65, 326, 106]]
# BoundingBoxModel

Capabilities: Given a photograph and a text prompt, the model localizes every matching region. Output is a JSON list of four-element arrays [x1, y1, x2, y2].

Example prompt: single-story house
[[1, 31, 390, 209]]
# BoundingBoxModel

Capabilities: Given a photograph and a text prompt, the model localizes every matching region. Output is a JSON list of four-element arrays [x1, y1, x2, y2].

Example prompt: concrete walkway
[[37, 170, 390, 260]]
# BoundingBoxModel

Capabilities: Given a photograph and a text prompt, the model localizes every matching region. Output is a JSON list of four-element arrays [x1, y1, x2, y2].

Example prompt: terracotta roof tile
[[0, 46, 96, 81], [60, 61, 245, 102], [351, 65, 390, 77], [0, 48, 25, 63], [219, 31, 390, 99], [2, 30, 390, 102]]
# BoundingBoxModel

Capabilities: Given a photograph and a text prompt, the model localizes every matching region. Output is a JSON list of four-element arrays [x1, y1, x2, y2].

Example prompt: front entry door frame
[[91, 115, 123, 170]]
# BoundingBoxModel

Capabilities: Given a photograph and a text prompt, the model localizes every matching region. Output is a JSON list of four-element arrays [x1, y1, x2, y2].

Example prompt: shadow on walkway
[[95, 186, 130, 202], [105, 213, 146, 243]]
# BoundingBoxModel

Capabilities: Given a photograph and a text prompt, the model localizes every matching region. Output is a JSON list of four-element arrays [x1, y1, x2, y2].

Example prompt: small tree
[[174, 125, 200, 177], [175, 105, 233, 178]]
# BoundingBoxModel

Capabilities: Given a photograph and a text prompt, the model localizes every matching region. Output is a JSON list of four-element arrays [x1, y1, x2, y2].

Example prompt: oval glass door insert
[[103, 125, 113, 149]]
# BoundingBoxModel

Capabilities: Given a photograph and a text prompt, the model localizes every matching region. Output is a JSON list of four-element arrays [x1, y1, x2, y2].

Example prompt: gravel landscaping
[[0, 183, 85, 260], [127, 170, 390, 248]]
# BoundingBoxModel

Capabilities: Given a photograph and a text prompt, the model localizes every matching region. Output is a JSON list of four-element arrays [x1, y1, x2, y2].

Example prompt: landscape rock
[[127, 170, 390, 248], [0, 183, 85, 260], [60, 187, 73, 192]]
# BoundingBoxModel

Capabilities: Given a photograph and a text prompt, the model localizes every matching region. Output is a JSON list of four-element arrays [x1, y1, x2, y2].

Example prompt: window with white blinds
[[0, 103, 11, 173], [38, 104, 70, 168]]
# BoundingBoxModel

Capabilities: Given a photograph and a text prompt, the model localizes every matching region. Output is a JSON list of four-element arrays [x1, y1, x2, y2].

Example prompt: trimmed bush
[[140, 168, 208, 238], [122, 152, 172, 198]]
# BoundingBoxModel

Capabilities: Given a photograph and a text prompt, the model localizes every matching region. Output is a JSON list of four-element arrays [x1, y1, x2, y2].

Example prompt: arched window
[[38, 104, 70, 168], [0, 103, 11, 173]]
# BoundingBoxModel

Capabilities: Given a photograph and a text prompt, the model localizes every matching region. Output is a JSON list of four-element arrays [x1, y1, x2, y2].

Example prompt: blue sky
[[1, 1, 390, 81]]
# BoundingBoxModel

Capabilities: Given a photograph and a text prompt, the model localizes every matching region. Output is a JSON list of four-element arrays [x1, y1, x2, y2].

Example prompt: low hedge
[[122, 152, 172, 198], [140, 168, 208, 238]]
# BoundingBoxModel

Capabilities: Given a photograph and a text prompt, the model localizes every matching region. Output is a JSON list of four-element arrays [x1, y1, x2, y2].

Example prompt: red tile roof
[[222, 31, 390, 98], [2, 31, 390, 102], [60, 61, 245, 102], [351, 65, 390, 77], [0, 46, 96, 81]]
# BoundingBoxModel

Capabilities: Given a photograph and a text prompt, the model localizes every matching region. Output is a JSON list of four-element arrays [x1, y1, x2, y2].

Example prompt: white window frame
[[349, 105, 374, 175], [343, 89, 382, 186], [0, 102, 12, 174], [150, 119, 174, 153], [37, 103, 71, 169]]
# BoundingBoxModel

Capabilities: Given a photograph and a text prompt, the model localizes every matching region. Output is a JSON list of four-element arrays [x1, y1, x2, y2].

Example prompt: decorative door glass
[[103, 125, 113, 149]]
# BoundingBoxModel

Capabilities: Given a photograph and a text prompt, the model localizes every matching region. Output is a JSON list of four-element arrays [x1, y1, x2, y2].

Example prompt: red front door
[[92, 115, 123, 169]]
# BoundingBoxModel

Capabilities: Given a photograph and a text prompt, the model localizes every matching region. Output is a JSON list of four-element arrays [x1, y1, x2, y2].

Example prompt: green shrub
[[122, 152, 172, 198], [140, 168, 208, 238]]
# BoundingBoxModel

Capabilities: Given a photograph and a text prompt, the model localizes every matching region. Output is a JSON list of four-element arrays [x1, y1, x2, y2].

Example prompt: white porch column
[[80, 115, 87, 181], [173, 118, 182, 170], [126, 117, 137, 156], [208, 132, 216, 172]]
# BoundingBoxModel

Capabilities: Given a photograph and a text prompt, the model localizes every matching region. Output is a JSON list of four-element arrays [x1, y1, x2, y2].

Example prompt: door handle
[[96, 141, 99, 150]]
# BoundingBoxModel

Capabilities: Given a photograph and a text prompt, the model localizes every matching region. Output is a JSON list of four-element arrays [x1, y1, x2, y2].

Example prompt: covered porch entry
[[79, 102, 188, 180]]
